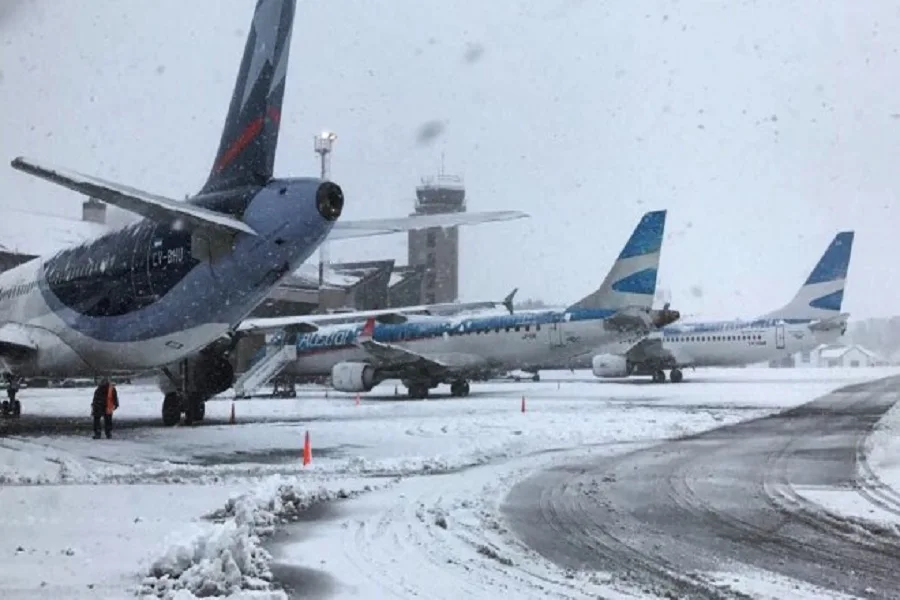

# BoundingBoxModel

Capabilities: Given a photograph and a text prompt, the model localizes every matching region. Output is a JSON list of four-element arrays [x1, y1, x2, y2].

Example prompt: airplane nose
[[316, 181, 344, 221]]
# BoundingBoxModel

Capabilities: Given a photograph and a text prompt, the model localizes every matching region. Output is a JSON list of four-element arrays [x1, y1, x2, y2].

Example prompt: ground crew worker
[[92, 378, 119, 439]]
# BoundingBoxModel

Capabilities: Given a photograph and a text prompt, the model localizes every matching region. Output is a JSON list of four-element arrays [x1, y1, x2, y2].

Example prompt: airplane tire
[[670, 369, 684, 384], [450, 380, 471, 397], [1, 400, 8, 416], [407, 383, 429, 400], [531, 373, 540, 382], [10, 400, 20, 418], [162, 392, 181, 426], [652, 370, 666, 383]]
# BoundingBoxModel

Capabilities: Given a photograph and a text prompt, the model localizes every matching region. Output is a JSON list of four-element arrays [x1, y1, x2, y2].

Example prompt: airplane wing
[[0, 323, 38, 354], [353, 317, 449, 371], [10, 157, 258, 237], [325, 210, 528, 240], [235, 289, 518, 335]]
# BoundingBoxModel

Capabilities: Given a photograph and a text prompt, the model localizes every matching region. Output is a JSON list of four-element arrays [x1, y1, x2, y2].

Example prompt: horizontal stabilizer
[[326, 210, 528, 240], [602, 306, 655, 334], [808, 312, 850, 332], [10, 157, 258, 237]]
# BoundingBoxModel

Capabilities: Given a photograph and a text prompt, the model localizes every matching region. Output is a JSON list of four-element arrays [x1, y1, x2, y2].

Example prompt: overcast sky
[[2, 0, 899, 320]]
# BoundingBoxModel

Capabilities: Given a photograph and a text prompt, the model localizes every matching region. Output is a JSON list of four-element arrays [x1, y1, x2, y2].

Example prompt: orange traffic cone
[[229, 402, 236, 425], [521, 396, 526, 413], [302, 430, 312, 466]]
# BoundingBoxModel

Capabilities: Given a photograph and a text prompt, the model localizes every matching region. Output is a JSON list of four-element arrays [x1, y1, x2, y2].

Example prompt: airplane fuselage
[[0, 178, 333, 377], [555, 318, 844, 373], [281, 309, 649, 380], [649, 318, 843, 368]]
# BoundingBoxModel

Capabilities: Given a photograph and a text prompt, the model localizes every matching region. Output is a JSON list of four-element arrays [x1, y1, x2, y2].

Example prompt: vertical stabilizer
[[760, 231, 854, 322], [200, 0, 297, 195], [567, 210, 667, 312]]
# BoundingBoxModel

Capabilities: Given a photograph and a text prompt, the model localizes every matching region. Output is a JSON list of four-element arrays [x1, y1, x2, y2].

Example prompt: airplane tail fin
[[760, 231, 854, 322], [200, 0, 297, 195], [566, 210, 667, 312]]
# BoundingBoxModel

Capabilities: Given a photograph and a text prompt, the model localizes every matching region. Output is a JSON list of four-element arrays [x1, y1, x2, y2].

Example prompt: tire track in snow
[[504, 376, 900, 599]]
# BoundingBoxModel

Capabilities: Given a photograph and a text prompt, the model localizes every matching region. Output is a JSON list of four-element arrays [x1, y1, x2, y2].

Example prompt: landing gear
[[1, 399, 21, 418], [406, 382, 430, 400], [158, 347, 235, 426], [1, 375, 22, 419], [450, 380, 470, 397], [650, 368, 683, 383], [162, 392, 181, 426], [531, 372, 540, 382], [160, 391, 206, 426], [272, 376, 297, 398]]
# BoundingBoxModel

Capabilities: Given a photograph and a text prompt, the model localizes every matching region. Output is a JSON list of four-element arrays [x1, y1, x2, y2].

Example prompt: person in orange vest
[[91, 377, 119, 439]]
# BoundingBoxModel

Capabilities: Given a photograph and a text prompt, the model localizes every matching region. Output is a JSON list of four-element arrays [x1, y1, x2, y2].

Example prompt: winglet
[[359, 317, 376, 342], [503, 287, 518, 314]]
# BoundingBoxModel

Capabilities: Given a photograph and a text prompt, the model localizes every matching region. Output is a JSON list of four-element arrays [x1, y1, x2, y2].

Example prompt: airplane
[[228, 287, 520, 398], [0, 0, 527, 423], [239, 209, 681, 399], [571, 230, 854, 383]]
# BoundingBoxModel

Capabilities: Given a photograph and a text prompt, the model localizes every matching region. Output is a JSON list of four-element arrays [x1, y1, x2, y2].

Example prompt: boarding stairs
[[233, 337, 297, 399]]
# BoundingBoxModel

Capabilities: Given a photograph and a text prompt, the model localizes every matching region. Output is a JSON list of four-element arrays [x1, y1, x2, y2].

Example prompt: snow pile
[[139, 475, 380, 599]]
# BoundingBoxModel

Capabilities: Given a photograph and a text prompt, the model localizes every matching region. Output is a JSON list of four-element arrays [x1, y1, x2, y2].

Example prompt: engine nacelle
[[331, 362, 376, 393], [591, 353, 629, 378]]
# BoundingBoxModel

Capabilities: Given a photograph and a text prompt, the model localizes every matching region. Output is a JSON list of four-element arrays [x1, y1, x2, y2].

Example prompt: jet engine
[[331, 362, 376, 393], [591, 353, 629, 378]]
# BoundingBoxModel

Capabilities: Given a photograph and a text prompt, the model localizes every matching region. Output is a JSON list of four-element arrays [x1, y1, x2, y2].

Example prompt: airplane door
[[775, 323, 786, 350], [547, 322, 564, 347]]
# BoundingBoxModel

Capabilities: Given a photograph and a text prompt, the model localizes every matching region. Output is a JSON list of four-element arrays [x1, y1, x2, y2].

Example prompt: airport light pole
[[314, 132, 337, 290]]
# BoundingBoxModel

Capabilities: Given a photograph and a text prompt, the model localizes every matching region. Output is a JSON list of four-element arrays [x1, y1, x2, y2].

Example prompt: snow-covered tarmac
[[1, 367, 899, 599]]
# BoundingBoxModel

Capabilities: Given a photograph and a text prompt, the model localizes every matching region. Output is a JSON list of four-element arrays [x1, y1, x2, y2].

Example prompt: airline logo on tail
[[567, 210, 667, 312], [205, 0, 296, 193], [762, 230, 854, 322]]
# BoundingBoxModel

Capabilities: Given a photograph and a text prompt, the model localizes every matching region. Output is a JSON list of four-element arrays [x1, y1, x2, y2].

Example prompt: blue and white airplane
[[257, 210, 681, 399], [586, 231, 855, 382], [0, 0, 526, 423]]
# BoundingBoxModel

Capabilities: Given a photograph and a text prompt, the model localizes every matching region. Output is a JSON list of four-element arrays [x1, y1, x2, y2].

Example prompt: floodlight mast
[[314, 132, 337, 290]]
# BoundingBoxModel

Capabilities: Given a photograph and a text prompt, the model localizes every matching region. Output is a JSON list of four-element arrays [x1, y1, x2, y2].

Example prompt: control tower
[[408, 170, 466, 303]]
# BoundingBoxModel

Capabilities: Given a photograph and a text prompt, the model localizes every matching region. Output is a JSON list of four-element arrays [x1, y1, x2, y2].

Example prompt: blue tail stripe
[[809, 289, 844, 312], [611, 267, 658, 295], [618, 210, 666, 260], [805, 231, 854, 285]]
